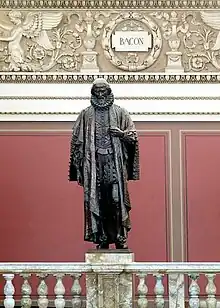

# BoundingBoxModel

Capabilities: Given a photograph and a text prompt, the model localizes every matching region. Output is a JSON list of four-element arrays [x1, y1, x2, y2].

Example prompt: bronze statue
[[69, 78, 139, 249]]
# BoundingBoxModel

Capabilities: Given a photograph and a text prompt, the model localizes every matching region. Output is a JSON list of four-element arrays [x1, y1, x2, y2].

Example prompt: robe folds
[[69, 104, 140, 244]]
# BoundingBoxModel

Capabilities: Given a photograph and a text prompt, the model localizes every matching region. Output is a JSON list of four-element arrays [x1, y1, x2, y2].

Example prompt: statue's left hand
[[109, 127, 124, 137]]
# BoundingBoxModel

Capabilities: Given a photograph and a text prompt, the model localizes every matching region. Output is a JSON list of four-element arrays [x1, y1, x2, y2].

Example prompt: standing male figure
[[69, 78, 139, 249]]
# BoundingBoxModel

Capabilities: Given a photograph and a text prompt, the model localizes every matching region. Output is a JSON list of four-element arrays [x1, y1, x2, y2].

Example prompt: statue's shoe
[[115, 242, 128, 249], [96, 243, 109, 249]]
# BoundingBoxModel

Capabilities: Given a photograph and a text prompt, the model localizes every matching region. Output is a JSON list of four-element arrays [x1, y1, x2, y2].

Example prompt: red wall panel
[[0, 131, 169, 263], [129, 133, 169, 262], [184, 133, 220, 262]]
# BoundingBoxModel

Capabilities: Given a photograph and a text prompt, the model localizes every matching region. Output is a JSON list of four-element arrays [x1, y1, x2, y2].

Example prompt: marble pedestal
[[86, 249, 134, 308]]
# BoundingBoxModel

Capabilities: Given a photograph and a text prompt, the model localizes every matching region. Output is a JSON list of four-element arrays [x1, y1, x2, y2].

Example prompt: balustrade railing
[[1, 262, 220, 308]]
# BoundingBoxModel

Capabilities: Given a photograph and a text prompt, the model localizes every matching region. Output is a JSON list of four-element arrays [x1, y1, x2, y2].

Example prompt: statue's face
[[92, 83, 110, 99], [91, 82, 113, 108]]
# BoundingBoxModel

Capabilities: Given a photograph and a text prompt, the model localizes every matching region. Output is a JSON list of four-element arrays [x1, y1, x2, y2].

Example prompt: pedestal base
[[165, 51, 184, 73], [86, 249, 133, 308], [80, 51, 99, 73]]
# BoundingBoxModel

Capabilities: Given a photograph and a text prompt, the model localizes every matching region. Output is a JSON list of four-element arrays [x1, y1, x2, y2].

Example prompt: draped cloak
[[69, 104, 139, 243]]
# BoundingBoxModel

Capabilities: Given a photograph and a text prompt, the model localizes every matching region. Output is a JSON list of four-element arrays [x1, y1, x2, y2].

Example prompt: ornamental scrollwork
[[150, 11, 199, 72], [67, 10, 110, 72], [182, 11, 220, 71], [0, 10, 82, 72]]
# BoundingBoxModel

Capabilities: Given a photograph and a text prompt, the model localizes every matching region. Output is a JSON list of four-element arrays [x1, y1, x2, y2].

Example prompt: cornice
[[0, 0, 219, 9], [1, 73, 220, 84]]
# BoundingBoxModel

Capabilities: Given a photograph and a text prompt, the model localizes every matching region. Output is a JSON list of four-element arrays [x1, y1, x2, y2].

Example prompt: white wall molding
[[2, 83, 220, 97], [1, 83, 220, 122]]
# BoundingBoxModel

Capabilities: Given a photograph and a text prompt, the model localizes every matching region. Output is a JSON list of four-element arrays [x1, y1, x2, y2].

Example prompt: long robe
[[69, 104, 139, 243]]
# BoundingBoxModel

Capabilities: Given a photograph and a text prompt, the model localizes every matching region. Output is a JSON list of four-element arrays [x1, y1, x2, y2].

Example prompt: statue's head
[[91, 78, 111, 99], [8, 10, 22, 25], [90, 78, 114, 109]]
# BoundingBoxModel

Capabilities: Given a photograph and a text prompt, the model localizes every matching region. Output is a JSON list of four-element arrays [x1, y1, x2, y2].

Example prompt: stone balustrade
[[1, 262, 220, 308]]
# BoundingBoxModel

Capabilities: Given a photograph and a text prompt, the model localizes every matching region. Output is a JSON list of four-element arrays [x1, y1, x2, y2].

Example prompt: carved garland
[[102, 12, 162, 71]]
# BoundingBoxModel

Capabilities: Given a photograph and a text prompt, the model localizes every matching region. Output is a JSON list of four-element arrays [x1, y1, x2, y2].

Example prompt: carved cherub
[[0, 10, 63, 71]]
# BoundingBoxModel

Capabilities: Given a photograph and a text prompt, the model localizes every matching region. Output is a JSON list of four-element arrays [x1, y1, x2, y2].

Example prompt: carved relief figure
[[0, 10, 63, 71], [69, 78, 140, 249]]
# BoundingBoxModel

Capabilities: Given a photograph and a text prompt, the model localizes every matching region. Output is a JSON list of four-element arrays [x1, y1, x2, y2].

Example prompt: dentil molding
[[0, 0, 220, 9]]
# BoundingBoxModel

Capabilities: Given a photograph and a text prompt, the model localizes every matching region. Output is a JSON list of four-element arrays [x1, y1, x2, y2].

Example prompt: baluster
[[20, 274, 32, 308], [206, 274, 217, 308], [189, 274, 200, 308], [154, 274, 165, 308], [3, 274, 15, 308], [200, 301, 208, 308], [37, 274, 49, 308], [54, 274, 65, 308], [168, 273, 185, 308], [137, 273, 148, 308], [71, 274, 82, 308]]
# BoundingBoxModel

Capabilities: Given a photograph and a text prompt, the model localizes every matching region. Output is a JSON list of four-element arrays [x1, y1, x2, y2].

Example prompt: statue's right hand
[[109, 127, 124, 137]]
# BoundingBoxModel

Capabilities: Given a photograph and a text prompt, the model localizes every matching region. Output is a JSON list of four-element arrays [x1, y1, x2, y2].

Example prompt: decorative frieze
[[0, 5, 219, 82]]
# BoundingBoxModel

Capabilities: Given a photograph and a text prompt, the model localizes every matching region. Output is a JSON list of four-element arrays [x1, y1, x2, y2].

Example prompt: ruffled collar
[[90, 92, 114, 110]]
